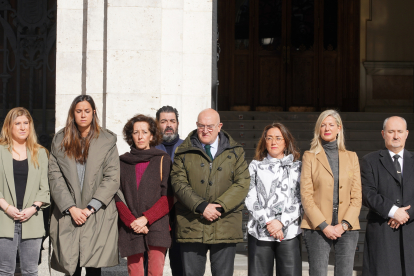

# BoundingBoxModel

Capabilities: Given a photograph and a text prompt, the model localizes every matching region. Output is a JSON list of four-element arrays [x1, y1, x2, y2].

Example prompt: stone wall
[[56, 0, 213, 153]]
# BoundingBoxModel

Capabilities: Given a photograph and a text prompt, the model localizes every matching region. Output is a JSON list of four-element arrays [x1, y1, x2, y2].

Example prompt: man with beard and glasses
[[155, 105, 184, 275]]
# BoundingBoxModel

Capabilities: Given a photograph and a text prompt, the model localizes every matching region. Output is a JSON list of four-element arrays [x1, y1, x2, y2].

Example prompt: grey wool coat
[[49, 128, 120, 275]]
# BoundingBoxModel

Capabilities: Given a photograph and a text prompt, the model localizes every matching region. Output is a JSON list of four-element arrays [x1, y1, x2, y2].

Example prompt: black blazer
[[361, 148, 414, 276]]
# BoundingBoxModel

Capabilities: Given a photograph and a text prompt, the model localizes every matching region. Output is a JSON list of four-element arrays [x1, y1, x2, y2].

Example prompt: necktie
[[204, 144, 213, 161], [393, 155, 402, 182]]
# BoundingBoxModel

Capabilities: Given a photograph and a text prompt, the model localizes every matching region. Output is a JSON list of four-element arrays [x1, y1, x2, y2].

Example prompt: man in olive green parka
[[171, 108, 250, 276]]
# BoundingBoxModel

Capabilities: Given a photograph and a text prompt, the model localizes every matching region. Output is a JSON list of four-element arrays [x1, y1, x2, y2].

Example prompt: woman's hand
[[132, 226, 149, 234], [5, 205, 22, 220], [69, 207, 87, 225], [19, 206, 37, 222], [266, 219, 283, 236], [322, 225, 342, 240], [272, 229, 284, 240], [131, 216, 148, 233]]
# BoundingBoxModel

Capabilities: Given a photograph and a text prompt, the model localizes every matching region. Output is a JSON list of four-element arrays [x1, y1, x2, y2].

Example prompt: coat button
[[396, 199, 400, 204], [340, 201, 343, 204], [201, 180, 205, 184], [201, 163, 204, 167], [209, 181, 213, 186], [340, 186, 343, 189], [228, 155, 231, 159], [218, 167, 222, 171]]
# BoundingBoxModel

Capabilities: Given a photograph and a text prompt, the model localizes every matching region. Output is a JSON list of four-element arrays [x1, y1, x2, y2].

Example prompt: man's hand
[[388, 218, 401, 229], [266, 219, 283, 236], [69, 207, 87, 225], [131, 216, 148, 233], [202, 204, 222, 222], [322, 225, 342, 240], [394, 205, 411, 224]]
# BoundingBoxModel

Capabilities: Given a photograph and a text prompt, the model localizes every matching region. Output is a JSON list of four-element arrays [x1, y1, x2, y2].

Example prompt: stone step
[[219, 111, 414, 122], [234, 139, 414, 151], [224, 129, 384, 141], [222, 120, 387, 131]]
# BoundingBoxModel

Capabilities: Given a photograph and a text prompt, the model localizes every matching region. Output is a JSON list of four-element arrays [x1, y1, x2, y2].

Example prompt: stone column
[[56, 0, 213, 153]]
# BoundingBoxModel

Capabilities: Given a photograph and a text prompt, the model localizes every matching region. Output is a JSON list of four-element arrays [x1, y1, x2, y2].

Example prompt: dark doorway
[[0, 0, 56, 149], [217, 0, 360, 112]]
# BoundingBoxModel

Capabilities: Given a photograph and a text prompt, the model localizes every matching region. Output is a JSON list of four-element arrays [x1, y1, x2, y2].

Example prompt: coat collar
[[1, 145, 38, 208], [316, 149, 348, 178], [379, 148, 403, 185], [316, 150, 333, 177]]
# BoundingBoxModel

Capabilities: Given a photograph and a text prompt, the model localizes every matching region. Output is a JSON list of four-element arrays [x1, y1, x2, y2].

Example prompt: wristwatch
[[86, 205, 95, 213], [341, 221, 349, 231], [32, 204, 40, 212]]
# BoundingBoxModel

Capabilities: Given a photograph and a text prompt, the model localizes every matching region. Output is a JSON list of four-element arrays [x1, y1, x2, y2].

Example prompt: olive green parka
[[49, 128, 120, 275], [171, 130, 250, 244]]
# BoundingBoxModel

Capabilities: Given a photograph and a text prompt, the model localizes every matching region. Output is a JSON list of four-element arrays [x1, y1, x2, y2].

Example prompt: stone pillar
[[56, 0, 213, 153]]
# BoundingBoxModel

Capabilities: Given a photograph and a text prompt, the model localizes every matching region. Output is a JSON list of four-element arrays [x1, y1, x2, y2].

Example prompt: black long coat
[[361, 149, 414, 276]]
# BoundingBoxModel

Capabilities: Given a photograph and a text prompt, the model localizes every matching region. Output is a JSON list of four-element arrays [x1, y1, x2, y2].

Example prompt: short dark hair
[[254, 123, 300, 161], [156, 106, 179, 122], [123, 114, 162, 147]]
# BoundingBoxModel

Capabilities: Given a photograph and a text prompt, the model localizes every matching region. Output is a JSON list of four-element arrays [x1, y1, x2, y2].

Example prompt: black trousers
[[248, 234, 302, 276], [72, 263, 101, 276], [180, 242, 236, 276]]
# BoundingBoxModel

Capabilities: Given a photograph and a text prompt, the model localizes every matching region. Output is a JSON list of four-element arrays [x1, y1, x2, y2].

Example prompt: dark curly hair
[[123, 114, 162, 147]]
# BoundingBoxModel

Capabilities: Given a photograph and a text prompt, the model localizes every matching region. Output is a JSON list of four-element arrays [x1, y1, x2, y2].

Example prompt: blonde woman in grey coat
[[49, 95, 120, 276]]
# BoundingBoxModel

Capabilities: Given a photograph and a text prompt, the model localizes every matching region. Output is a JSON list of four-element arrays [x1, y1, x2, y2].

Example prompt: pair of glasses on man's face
[[196, 123, 219, 132], [265, 136, 284, 143]]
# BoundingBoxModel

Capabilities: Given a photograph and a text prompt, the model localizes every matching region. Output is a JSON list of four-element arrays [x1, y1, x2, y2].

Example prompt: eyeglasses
[[196, 123, 219, 132], [265, 136, 284, 143]]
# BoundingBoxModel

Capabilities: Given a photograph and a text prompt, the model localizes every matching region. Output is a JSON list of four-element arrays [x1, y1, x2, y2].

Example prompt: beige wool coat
[[0, 145, 50, 239], [49, 128, 120, 275], [300, 150, 362, 230]]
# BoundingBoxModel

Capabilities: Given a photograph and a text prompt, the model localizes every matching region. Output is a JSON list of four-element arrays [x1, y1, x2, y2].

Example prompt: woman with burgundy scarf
[[115, 114, 174, 276]]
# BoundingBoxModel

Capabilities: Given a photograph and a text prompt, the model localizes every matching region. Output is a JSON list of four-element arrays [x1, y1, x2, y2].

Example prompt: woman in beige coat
[[0, 107, 50, 276], [49, 95, 120, 276], [301, 110, 362, 276]]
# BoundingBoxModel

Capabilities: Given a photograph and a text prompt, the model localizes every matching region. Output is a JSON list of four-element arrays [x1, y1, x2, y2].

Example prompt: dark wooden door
[[217, 0, 359, 111]]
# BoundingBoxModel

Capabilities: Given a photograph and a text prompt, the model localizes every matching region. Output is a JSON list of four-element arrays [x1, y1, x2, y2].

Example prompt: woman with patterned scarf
[[245, 123, 303, 276]]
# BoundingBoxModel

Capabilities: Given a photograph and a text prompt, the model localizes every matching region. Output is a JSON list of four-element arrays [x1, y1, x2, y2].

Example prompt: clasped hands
[[5, 205, 37, 222], [322, 224, 344, 240], [266, 219, 284, 240], [69, 207, 95, 225], [202, 203, 222, 222], [130, 216, 149, 234], [388, 205, 411, 229]]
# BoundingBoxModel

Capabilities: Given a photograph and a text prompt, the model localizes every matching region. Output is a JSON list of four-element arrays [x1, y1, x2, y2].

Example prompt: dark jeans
[[303, 229, 359, 276], [72, 263, 101, 276], [169, 225, 183, 276], [248, 234, 302, 276], [0, 222, 42, 276], [180, 243, 236, 276]]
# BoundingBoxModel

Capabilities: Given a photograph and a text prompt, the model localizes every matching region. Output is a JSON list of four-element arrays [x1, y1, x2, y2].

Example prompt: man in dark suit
[[361, 116, 413, 276]]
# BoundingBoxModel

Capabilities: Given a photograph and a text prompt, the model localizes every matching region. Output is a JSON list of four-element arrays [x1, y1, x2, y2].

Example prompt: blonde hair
[[0, 107, 46, 167], [309, 110, 346, 154]]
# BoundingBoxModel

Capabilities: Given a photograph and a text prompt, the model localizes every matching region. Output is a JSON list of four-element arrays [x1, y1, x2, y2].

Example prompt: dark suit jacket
[[361, 148, 414, 276]]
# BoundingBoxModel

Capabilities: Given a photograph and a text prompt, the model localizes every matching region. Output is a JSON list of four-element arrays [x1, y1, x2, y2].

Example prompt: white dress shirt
[[201, 135, 219, 159], [388, 149, 404, 218]]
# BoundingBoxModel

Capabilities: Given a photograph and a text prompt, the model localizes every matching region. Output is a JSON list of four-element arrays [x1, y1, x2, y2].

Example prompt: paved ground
[[37, 238, 361, 276]]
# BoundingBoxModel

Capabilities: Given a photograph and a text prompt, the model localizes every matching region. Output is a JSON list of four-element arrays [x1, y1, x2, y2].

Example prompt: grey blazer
[[0, 145, 50, 239]]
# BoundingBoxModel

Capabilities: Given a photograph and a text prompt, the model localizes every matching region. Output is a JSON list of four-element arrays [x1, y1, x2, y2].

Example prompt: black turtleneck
[[163, 134, 180, 157]]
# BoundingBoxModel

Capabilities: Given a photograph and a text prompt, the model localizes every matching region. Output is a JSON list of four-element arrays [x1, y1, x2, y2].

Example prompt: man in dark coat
[[155, 105, 184, 276], [361, 116, 413, 276]]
